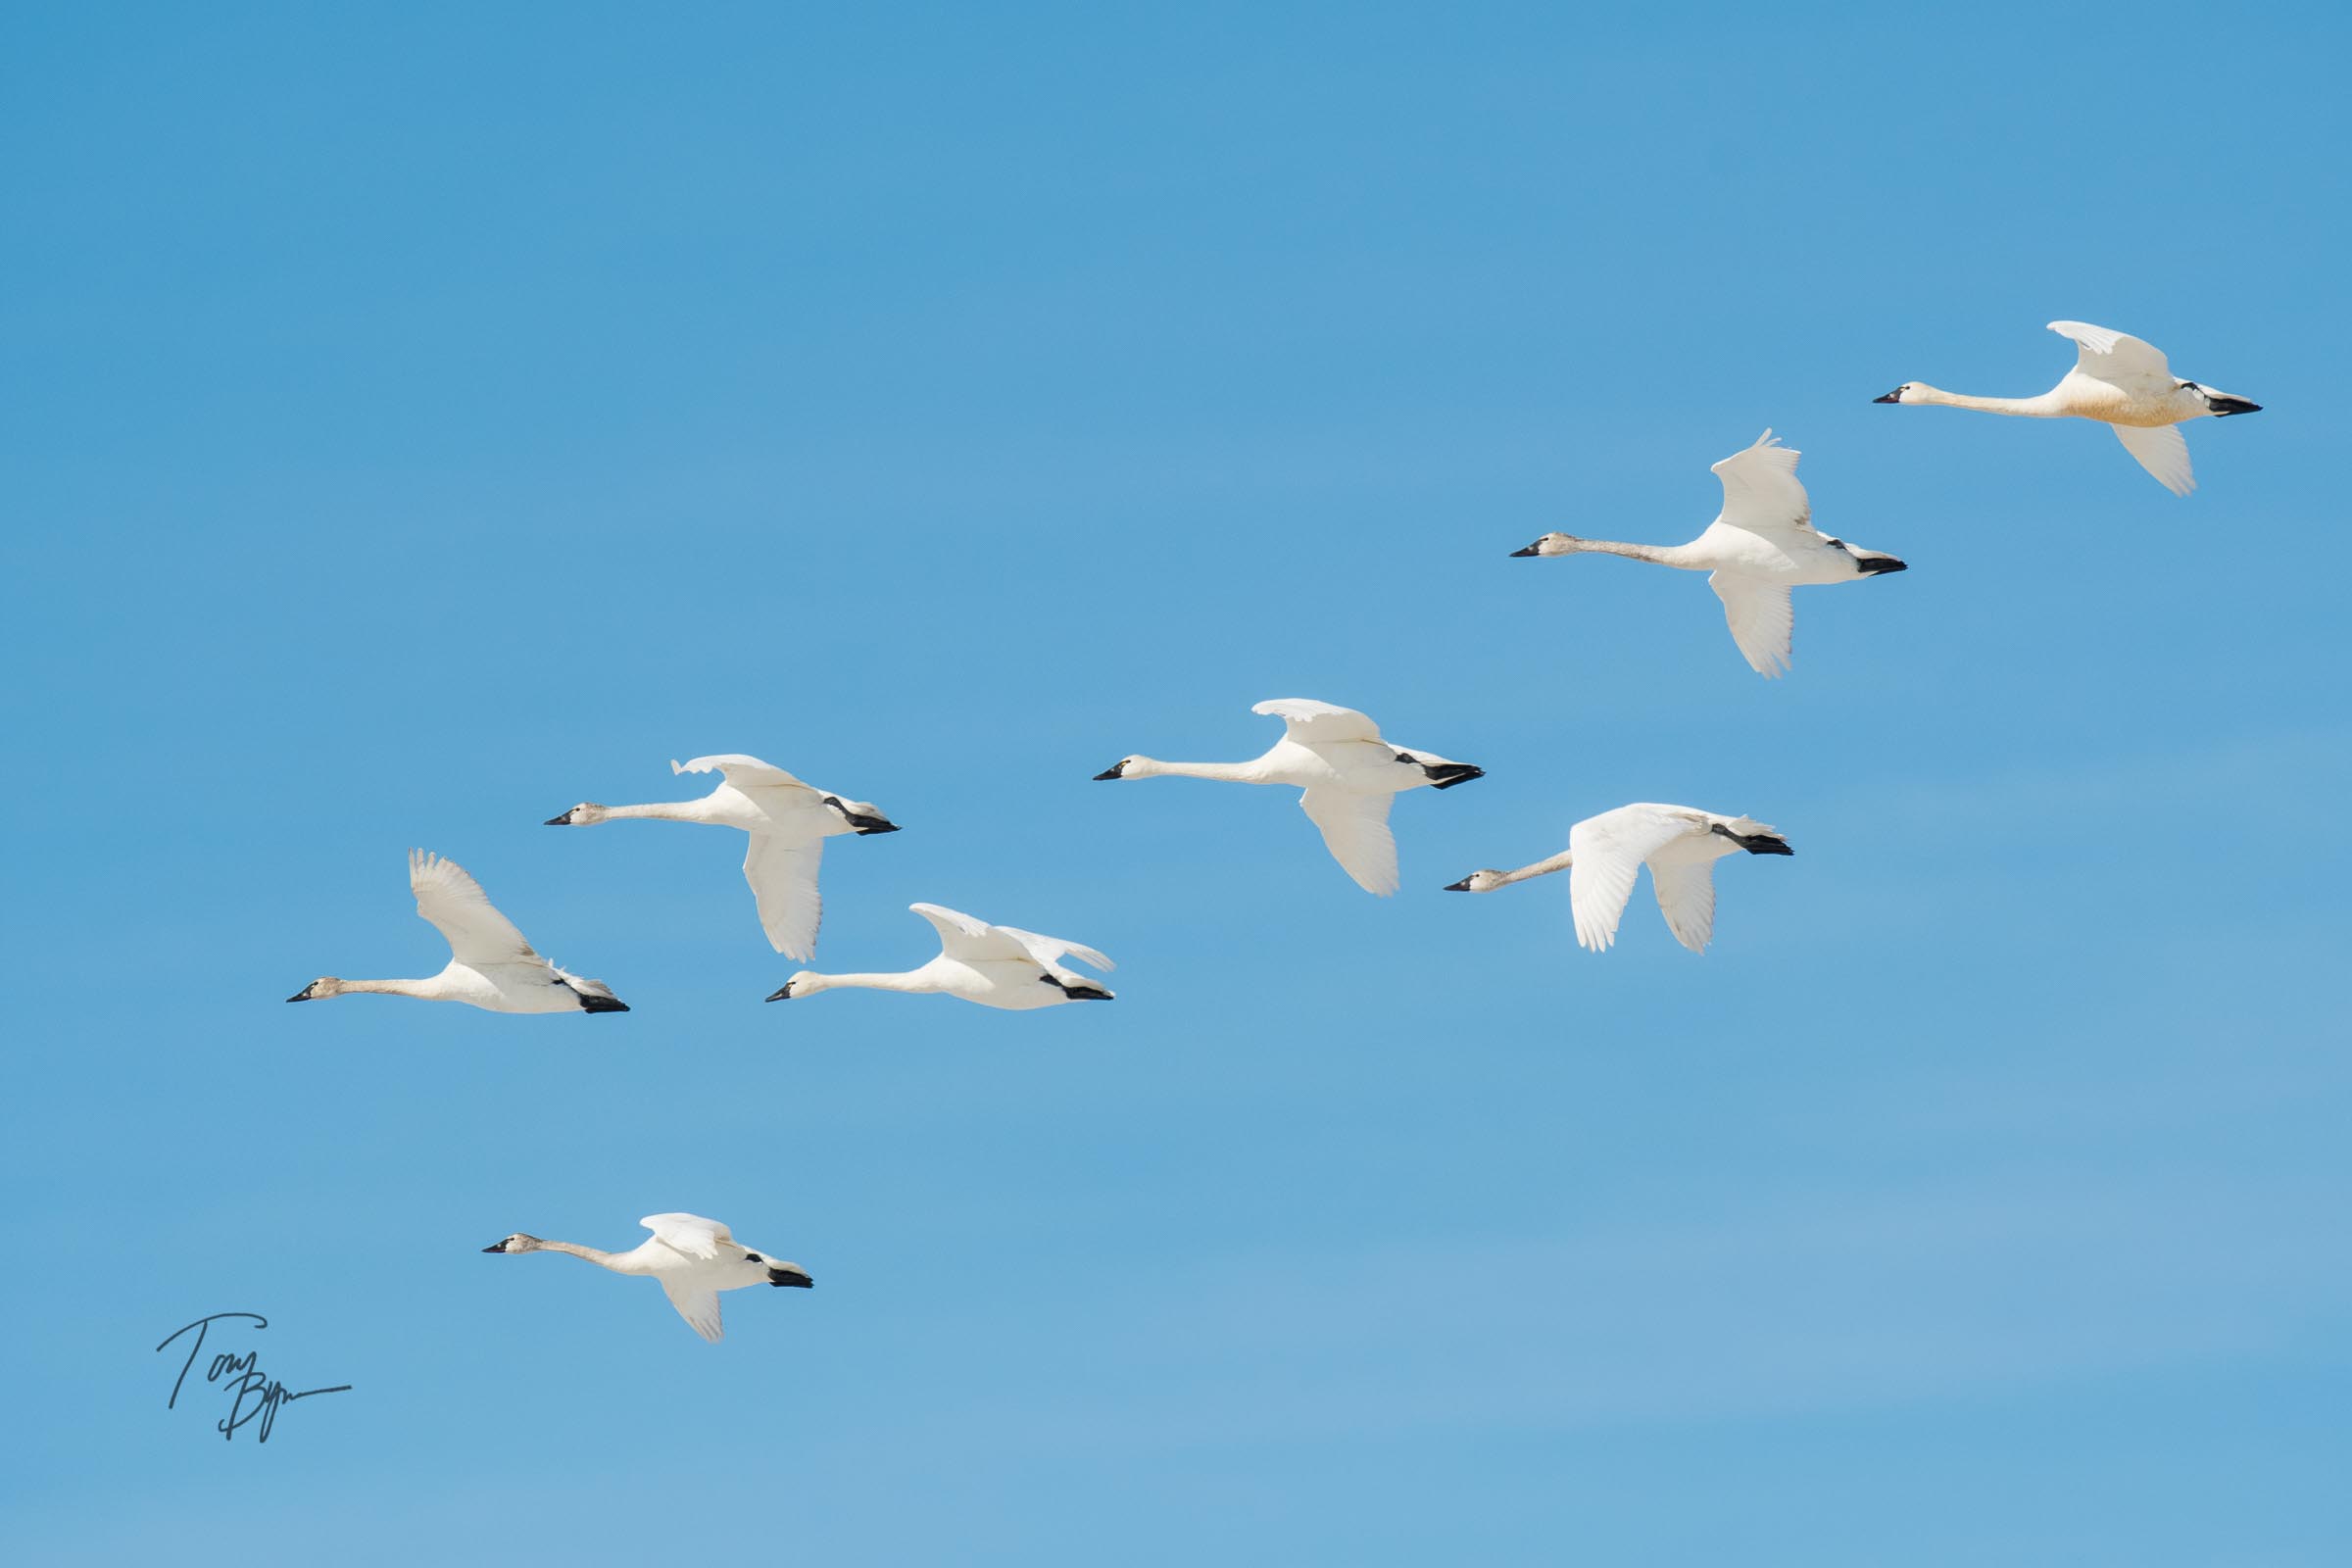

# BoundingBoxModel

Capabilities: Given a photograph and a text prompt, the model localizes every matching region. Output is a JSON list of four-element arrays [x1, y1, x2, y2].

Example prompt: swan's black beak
[[765, 982, 795, 1002], [1093, 762, 1127, 781], [481, 1240, 510, 1252], [285, 984, 316, 1003], [1425, 763, 1485, 790], [1508, 543, 1541, 558], [2209, 396, 2262, 416], [1443, 877, 1474, 892], [544, 810, 574, 825], [1873, 388, 1904, 404]]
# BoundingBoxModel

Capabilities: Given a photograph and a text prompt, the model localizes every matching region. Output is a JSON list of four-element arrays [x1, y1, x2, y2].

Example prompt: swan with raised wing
[[1092, 698, 1484, 895], [767, 903, 1114, 1010], [482, 1212, 810, 1343], [285, 850, 628, 1013], [1511, 431, 1905, 679], [545, 753, 900, 960], [1446, 803, 1791, 953], [1875, 320, 2260, 495]]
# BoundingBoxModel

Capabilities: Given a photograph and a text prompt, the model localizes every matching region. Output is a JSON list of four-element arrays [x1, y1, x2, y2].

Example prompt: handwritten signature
[[156, 1313, 352, 1443]]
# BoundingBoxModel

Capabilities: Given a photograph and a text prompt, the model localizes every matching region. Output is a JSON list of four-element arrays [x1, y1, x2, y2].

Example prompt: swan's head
[[544, 803, 609, 826], [1093, 756, 1155, 780], [766, 971, 824, 1002], [481, 1233, 544, 1253], [1444, 870, 1509, 893], [285, 976, 343, 1002], [823, 795, 902, 834], [1873, 383, 1923, 405], [1509, 533, 1581, 559]]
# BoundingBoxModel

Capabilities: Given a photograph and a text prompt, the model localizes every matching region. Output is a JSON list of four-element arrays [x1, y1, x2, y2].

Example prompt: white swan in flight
[[1510, 432, 1906, 679], [1875, 320, 2261, 495], [1092, 698, 1484, 895], [545, 754, 899, 960], [1446, 803, 1791, 953], [767, 903, 1114, 1009], [286, 851, 628, 1013], [482, 1212, 810, 1343]]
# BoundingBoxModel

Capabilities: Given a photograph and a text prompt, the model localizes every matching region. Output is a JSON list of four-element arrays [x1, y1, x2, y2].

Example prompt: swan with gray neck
[[1509, 430, 1906, 679], [285, 850, 627, 1015], [1446, 802, 1791, 953], [1093, 697, 1484, 896], [544, 752, 900, 960], [1875, 319, 2261, 495], [482, 1212, 811, 1343]]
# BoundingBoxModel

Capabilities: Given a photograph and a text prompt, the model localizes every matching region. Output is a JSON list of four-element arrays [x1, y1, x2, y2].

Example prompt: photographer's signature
[[157, 1313, 352, 1443]]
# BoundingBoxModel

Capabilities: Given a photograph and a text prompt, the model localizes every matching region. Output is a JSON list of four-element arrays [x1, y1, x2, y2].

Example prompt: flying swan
[[1093, 698, 1484, 895], [482, 1212, 811, 1343], [286, 850, 628, 1013], [1446, 803, 1791, 953], [545, 753, 900, 960], [1875, 320, 2261, 495], [766, 903, 1114, 1009], [1510, 431, 1905, 679]]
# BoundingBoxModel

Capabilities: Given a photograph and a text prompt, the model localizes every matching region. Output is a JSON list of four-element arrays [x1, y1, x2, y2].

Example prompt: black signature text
[[156, 1313, 352, 1443]]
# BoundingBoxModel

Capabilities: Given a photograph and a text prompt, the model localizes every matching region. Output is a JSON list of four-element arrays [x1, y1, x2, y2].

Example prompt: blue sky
[[5, 3, 2348, 1561]]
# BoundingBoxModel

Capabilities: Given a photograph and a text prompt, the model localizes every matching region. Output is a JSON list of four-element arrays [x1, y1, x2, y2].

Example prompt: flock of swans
[[284, 318, 2260, 1340]]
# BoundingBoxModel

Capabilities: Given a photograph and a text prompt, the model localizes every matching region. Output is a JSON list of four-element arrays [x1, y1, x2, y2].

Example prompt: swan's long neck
[[1130, 759, 1273, 784], [1904, 384, 2064, 417], [339, 978, 442, 999], [599, 801, 718, 823], [1498, 850, 1575, 885], [534, 1240, 639, 1274], [800, 970, 935, 996], [1566, 539, 1708, 569]]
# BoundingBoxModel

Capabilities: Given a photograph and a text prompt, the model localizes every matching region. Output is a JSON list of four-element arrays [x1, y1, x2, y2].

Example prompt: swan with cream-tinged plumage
[[285, 851, 628, 1013], [1875, 320, 2261, 495], [544, 753, 899, 960], [1092, 699, 1484, 895], [482, 1212, 811, 1344], [1446, 803, 1791, 953], [767, 903, 1114, 1010], [1511, 431, 1905, 679]]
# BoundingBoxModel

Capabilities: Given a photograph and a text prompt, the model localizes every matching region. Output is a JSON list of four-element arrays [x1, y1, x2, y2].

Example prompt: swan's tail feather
[[1711, 818, 1792, 856], [555, 966, 630, 1012]]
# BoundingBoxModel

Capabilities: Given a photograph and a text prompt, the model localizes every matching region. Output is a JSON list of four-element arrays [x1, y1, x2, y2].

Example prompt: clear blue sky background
[[5, 4, 2347, 1562]]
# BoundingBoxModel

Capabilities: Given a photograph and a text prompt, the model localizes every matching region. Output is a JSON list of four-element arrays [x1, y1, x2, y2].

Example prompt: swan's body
[[1512, 432, 1906, 679], [1446, 803, 1791, 953], [1876, 320, 2261, 495], [1093, 698, 1484, 895], [767, 903, 1114, 1010], [482, 1212, 811, 1343], [546, 754, 899, 960], [286, 851, 627, 1013]]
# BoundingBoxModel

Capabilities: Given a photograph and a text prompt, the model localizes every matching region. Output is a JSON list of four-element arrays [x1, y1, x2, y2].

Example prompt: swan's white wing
[[996, 927, 1114, 973], [2048, 320, 2172, 380], [1251, 698, 1383, 744], [744, 835, 824, 959], [908, 903, 1033, 963], [642, 1212, 736, 1260], [1707, 573, 1794, 679], [1709, 430, 1812, 536], [1648, 858, 1719, 954], [659, 1281, 725, 1343], [1567, 807, 1700, 952], [1299, 787, 1399, 896], [408, 851, 537, 963], [671, 754, 815, 795], [2111, 422, 2195, 496]]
